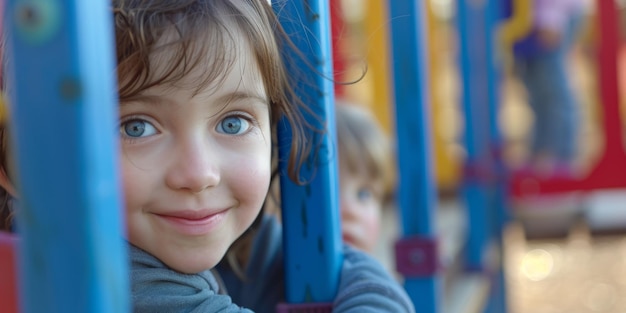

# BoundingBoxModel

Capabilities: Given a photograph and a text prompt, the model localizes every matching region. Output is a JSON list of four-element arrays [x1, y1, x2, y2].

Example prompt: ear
[[0, 169, 17, 199]]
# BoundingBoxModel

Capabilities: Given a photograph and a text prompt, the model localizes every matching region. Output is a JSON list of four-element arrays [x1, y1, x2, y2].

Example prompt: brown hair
[[0, 0, 315, 273], [0, 32, 11, 230], [335, 101, 396, 205]]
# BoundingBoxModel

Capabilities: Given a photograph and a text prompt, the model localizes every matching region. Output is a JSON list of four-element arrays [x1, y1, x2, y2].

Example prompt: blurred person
[[335, 101, 396, 254], [513, 0, 590, 177]]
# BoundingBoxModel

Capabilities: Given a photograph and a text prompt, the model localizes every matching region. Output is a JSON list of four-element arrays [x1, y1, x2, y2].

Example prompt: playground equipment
[[330, 0, 346, 99], [362, 0, 394, 135], [386, 1, 442, 311], [0, 232, 18, 313], [427, 0, 462, 193], [330, 1, 512, 312], [10, 0, 620, 312], [1, 0, 128, 312], [329, 0, 395, 137], [454, 0, 509, 312], [274, 0, 342, 310], [498, 0, 534, 74], [333, 0, 464, 194]]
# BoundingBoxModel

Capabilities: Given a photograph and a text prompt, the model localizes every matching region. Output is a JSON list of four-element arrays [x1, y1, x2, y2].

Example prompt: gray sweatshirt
[[131, 216, 415, 312], [131, 244, 253, 312]]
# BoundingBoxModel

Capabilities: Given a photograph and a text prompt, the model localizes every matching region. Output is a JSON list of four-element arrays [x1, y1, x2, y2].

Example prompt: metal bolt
[[59, 77, 82, 101], [13, 0, 61, 45], [16, 3, 41, 27], [409, 249, 425, 264]]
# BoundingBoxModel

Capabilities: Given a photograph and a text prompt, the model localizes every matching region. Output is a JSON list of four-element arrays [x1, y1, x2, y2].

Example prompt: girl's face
[[119, 31, 271, 273], [339, 165, 382, 253]]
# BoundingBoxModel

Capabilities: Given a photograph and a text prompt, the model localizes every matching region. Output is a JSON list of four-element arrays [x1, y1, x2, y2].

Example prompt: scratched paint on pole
[[274, 0, 343, 304], [5, 0, 128, 312]]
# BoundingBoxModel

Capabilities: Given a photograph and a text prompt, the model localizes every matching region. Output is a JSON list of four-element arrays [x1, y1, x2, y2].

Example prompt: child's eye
[[357, 187, 373, 201], [121, 119, 157, 138], [217, 115, 250, 135]]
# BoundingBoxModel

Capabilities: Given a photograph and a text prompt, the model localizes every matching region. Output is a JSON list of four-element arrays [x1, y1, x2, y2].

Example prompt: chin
[[167, 257, 221, 274], [157, 246, 227, 274]]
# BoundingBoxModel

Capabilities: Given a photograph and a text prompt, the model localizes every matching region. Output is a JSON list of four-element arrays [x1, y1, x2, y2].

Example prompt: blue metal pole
[[4, 0, 128, 312], [273, 0, 343, 306], [487, 0, 512, 232], [456, 0, 494, 271], [457, 0, 509, 311], [388, 1, 441, 311], [485, 1, 510, 311]]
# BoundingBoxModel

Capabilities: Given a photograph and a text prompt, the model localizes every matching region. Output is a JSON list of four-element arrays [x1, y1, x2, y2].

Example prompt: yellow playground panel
[[338, 0, 464, 192], [425, 0, 462, 192], [498, 0, 534, 74]]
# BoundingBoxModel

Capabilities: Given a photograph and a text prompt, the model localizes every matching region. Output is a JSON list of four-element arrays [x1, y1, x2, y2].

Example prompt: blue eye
[[218, 116, 249, 135], [357, 187, 372, 201], [121, 119, 157, 138]]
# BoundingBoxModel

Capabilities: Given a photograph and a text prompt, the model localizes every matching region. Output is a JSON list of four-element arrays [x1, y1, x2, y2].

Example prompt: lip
[[342, 232, 357, 247], [155, 209, 228, 236]]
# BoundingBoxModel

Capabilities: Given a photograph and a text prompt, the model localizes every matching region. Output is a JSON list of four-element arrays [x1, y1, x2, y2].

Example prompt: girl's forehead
[[146, 24, 265, 96]]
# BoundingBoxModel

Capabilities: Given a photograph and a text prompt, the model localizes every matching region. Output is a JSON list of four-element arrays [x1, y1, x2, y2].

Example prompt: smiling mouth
[[342, 232, 357, 246], [155, 209, 228, 236]]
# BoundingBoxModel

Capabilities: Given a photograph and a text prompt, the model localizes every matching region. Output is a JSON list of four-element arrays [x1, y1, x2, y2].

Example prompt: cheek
[[339, 180, 357, 210], [119, 158, 150, 239], [120, 155, 154, 210], [363, 205, 381, 238], [227, 150, 271, 211], [118, 143, 170, 202]]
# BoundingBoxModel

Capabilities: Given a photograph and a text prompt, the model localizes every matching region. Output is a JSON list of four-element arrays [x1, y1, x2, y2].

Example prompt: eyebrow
[[120, 91, 268, 108], [215, 91, 269, 108], [119, 94, 173, 107]]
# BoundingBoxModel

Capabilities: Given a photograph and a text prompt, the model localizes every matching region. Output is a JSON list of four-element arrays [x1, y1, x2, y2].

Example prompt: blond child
[[335, 101, 395, 254]]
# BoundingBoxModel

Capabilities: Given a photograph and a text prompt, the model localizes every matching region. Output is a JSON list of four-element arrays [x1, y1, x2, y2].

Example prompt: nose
[[165, 137, 220, 193], [340, 193, 358, 223]]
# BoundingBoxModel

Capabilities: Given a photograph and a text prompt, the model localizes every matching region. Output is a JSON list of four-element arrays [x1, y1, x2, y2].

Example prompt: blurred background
[[331, 0, 626, 312]]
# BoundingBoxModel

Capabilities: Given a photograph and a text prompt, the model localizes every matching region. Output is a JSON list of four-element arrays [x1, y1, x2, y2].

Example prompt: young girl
[[0, 0, 414, 312]]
